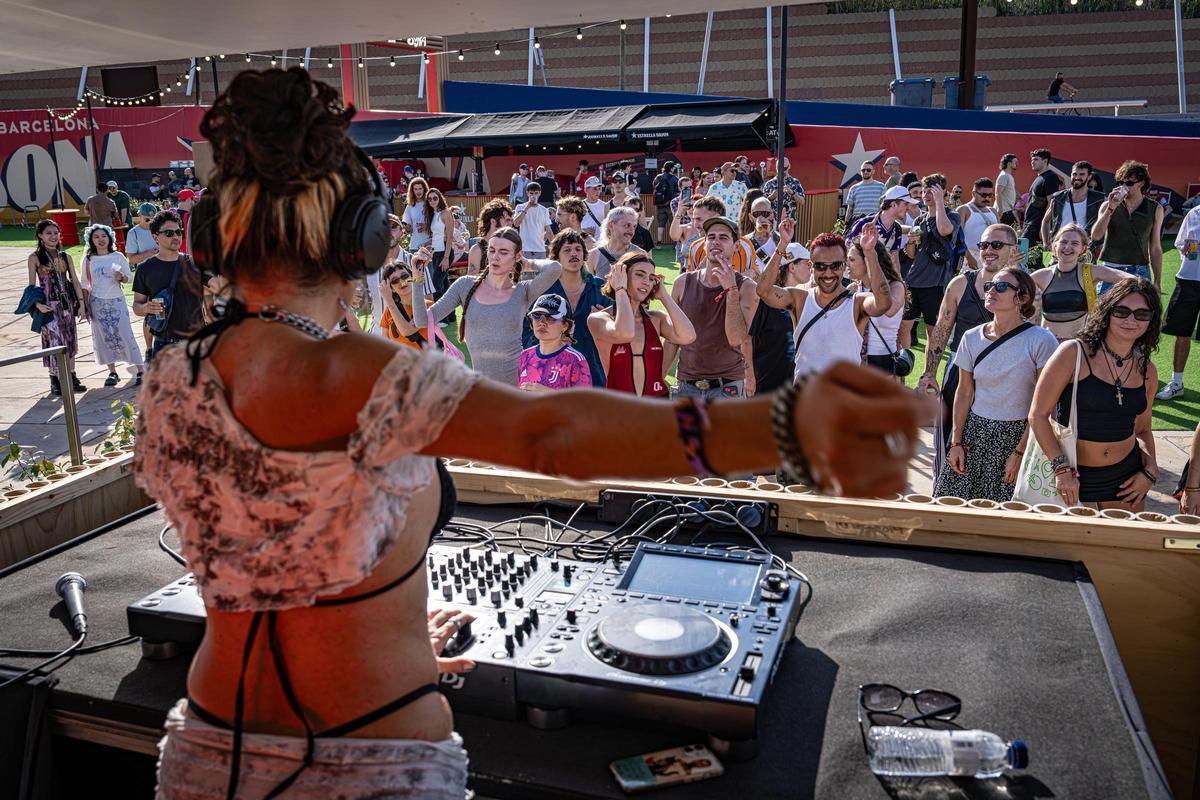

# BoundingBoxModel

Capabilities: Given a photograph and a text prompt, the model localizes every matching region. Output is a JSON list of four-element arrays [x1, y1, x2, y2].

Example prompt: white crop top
[[133, 343, 481, 612]]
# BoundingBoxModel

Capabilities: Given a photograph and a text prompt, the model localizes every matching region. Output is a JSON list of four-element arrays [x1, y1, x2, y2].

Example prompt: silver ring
[[450, 617, 462, 630], [884, 432, 908, 459]]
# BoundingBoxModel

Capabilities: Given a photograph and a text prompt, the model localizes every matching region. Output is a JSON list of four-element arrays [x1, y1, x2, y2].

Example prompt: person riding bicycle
[[1047, 71, 1078, 104]]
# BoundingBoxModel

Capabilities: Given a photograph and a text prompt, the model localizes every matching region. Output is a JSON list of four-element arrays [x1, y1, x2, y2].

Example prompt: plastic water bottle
[[867, 727, 1029, 778]]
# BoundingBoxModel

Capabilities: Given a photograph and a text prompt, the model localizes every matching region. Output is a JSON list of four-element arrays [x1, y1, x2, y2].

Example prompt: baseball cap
[[177, 189, 198, 201], [137, 202, 157, 217], [105, 180, 118, 188], [882, 185, 920, 204], [782, 243, 811, 263], [519, 163, 529, 169], [584, 176, 602, 189], [701, 216, 739, 237], [611, 172, 627, 182], [528, 294, 568, 321]]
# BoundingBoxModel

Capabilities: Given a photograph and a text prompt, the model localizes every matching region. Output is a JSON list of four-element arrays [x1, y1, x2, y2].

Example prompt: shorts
[[1097, 262, 1151, 295], [1077, 446, 1143, 503], [865, 353, 897, 374], [655, 204, 673, 227], [673, 379, 744, 400], [904, 285, 945, 324], [1163, 278, 1200, 339]]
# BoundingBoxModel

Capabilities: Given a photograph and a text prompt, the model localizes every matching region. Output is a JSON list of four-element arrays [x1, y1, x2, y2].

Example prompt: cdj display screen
[[624, 553, 762, 605]]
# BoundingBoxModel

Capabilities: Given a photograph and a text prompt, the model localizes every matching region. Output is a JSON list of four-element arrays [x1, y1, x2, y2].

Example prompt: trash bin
[[47, 209, 80, 246], [943, 74, 990, 110], [889, 78, 935, 108]]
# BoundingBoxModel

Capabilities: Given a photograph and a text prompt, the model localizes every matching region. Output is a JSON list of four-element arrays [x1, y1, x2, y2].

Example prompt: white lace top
[[133, 343, 482, 612]]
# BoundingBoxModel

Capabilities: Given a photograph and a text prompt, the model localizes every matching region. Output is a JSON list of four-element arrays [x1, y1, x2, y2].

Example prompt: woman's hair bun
[[200, 67, 359, 196]]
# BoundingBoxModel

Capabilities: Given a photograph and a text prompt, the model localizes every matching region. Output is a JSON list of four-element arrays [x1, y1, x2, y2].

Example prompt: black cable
[[0, 634, 140, 658], [0, 633, 85, 691], [159, 525, 187, 567]]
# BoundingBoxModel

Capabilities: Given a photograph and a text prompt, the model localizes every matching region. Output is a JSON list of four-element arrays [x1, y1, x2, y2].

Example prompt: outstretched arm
[[917, 275, 964, 392]]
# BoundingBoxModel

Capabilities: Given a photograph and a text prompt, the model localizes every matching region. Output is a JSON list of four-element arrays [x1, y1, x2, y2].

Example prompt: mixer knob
[[565, 609, 577, 625], [767, 605, 778, 619], [528, 608, 539, 627], [550, 559, 560, 572], [563, 565, 574, 581], [485, 550, 494, 565], [491, 590, 502, 607], [738, 664, 756, 681], [466, 587, 477, 603], [505, 633, 515, 653], [530, 554, 539, 569], [497, 610, 507, 627], [514, 627, 524, 645], [729, 613, 739, 628], [507, 552, 516, 566], [442, 584, 452, 601], [515, 597, 524, 609]]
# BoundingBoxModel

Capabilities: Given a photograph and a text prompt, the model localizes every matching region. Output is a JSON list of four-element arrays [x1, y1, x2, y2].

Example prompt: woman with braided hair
[[133, 68, 923, 800], [413, 226, 561, 384]]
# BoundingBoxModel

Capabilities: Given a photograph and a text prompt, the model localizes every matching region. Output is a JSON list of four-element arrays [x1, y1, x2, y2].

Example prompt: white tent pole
[[697, 11, 713, 95]]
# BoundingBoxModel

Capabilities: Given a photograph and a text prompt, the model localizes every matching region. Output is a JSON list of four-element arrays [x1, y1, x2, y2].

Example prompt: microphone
[[55, 572, 88, 638]]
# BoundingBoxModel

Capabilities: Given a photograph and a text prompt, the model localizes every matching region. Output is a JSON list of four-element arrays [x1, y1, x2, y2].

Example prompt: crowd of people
[[23, 132, 1199, 513]]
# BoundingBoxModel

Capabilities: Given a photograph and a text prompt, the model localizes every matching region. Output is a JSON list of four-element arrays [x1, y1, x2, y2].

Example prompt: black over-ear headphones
[[189, 146, 391, 282]]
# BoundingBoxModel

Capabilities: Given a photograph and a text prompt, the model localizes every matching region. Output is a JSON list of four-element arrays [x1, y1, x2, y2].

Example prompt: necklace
[[244, 304, 331, 340], [1099, 345, 1135, 406], [1102, 341, 1134, 368]]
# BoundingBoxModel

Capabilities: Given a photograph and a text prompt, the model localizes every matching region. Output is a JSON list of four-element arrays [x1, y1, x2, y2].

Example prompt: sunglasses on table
[[812, 261, 845, 273], [1111, 306, 1154, 321], [857, 684, 963, 752], [977, 240, 1012, 251], [984, 280, 1015, 293], [157, 228, 183, 237]]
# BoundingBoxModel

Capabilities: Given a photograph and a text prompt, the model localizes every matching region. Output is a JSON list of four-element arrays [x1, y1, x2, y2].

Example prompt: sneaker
[[1155, 380, 1185, 401], [104, 371, 119, 387], [135, 371, 144, 387]]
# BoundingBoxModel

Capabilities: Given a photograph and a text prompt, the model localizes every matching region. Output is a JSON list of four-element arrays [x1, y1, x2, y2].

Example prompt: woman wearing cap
[[519, 294, 592, 392], [589, 253, 695, 397], [81, 224, 144, 386], [414, 227, 561, 385]]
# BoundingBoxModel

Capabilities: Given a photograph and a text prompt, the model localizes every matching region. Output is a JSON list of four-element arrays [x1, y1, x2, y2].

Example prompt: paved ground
[[0, 245, 1189, 513]]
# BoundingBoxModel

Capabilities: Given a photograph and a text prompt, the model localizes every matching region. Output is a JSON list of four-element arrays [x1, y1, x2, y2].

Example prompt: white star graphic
[[830, 133, 887, 189]]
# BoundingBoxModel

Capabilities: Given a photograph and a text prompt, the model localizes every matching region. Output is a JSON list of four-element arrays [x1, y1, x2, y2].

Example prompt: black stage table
[[0, 504, 1170, 800]]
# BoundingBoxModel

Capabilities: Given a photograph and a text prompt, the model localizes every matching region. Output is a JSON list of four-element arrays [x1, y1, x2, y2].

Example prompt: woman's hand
[[650, 274, 667, 300], [948, 444, 967, 475], [1003, 452, 1021, 484], [1117, 469, 1153, 507], [427, 607, 476, 674], [859, 220, 879, 251], [608, 262, 628, 292], [34, 302, 52, 314], [1182, 489, 1200, 516], [1055, 469, 1080, 507], [795, 363, 931, 497]]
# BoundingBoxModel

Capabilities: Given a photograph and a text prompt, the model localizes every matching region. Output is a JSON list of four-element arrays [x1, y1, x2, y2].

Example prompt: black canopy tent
[[350, 98, 794, 160]]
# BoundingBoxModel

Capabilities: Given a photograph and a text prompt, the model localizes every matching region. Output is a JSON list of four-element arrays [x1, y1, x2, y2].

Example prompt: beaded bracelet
[[771, 378, 817, 487], [673, 397, 718, 477]]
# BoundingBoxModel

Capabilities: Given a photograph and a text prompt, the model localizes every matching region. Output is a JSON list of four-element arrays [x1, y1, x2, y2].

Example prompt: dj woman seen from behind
[[133, 69, 927, 800]]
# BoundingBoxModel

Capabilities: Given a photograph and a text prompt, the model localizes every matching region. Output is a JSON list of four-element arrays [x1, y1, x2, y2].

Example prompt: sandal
[[135, 372, 144, 387], [104, 372, 119, 387]]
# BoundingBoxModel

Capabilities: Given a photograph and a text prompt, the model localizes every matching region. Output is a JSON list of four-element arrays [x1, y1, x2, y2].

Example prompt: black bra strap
[[225, 610, 264, 800], [185, 298, 249, 386], [312, 553, 426, 606], [318, 684, 440, 739]]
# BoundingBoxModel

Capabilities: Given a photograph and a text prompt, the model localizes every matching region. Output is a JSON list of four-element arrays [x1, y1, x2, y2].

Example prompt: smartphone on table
[[610, 744, 723, 794]]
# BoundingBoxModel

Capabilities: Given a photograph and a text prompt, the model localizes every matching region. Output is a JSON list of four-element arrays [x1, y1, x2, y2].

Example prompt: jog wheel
[[587, 603, 732, 675]]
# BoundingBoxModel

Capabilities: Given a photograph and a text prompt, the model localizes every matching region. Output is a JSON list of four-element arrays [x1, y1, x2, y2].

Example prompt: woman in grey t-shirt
[[935, 268, 1058, 502], [414, 227, 561, 385]]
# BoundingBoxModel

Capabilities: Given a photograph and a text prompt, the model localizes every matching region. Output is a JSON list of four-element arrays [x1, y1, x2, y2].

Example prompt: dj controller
[[129, 540, 805, 757]]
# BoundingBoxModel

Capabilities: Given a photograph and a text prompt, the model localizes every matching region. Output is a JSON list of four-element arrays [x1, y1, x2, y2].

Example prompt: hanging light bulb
[[270, 57, 277, 66], [327, 56, 334, 68], [218, 53, 225, 59], [245, 53, 251, 62], [390, 55, 396, 67], [423, 53, 430, 65], [357, 57, 364, 68], [494, 43, 501, 55], [204, 55, 211, 62], [576, 27, 583, 40], [620, 19, 627, 30], [457, 49, 465, 61], [175, 78, 182, 86], [165, 86, 172, 92], [534, 36, 541, 49]]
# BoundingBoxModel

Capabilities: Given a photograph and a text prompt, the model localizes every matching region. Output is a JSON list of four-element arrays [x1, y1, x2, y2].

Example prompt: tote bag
[[1014, 341, 1082, 506]]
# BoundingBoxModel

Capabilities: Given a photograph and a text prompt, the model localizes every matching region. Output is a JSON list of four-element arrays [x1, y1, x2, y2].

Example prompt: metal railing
[[985, 99, 1149, 117], [0, 346, 83, 466]]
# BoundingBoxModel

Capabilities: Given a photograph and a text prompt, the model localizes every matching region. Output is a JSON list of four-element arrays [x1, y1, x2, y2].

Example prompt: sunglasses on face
[[977, 240, 1011, 251], [812, 261, 844, 273], [751, 210, 774, 219], [976, 192, 995, 200], [389, 272, 414, 286], [1111, 305, 1154, 321], [984, 280, 1015, 294], [529, 312, 558, 323], [861, 169, 873, 174], [1121, 180, 1139, 187], [389, 223, 402, 230], [158, 229, 182, 237]]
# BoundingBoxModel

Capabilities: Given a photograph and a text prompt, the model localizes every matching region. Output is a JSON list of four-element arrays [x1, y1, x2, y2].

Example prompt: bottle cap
[[1007, 740, 1029, 769]]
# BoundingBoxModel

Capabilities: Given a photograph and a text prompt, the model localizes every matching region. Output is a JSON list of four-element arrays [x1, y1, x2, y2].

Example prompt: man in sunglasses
[[744, 196, 780, 277], [707, 162, 749, 223], [899, 174, 962, 350], [844, 161, 886, 224], [1041, 161, 1105, 249], [847, 185, 916, 279], [364, 213, 408, 335], [132, 210, 212, 360], [1091, 159, 1164, 291], [957, 178, 999, 270], [918, 223, 1020, 453]]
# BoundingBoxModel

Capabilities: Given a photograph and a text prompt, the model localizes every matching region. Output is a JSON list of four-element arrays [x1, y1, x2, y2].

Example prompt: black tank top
[[749, 301, 795, 393], [951, 271, 992, 351]]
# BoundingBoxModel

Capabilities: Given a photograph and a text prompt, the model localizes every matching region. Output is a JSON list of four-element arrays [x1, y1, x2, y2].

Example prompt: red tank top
[[607, 312, 668, 397]]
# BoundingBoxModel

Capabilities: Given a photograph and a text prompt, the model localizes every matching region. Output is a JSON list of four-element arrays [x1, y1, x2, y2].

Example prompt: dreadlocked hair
[[459, 227, 524, 341]]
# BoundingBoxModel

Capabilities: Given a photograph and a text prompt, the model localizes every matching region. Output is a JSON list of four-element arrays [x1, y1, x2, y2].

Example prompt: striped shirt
[[846, 179, 887, 218]]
